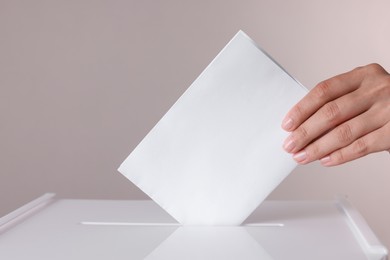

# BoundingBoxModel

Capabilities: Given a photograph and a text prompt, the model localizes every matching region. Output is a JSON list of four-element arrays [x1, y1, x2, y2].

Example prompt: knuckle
[[297, 126, 309, 140], [378, 76, 390, 96], [314, 80, 333, 100], [307, 143, 320, 159], [332, 150, 345, 164], [352, 138, 369, 156], [353, 66, 364, 72], [365, 63, 385, 74], [322, 102, 341, 123], [336, 124, 354, 144]]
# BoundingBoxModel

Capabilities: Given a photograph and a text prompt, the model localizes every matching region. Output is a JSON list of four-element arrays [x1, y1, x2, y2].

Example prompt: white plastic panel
[[0, 195, 387, 260]]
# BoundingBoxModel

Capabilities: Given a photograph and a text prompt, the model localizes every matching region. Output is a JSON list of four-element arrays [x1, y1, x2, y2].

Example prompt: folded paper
[[118, 31, 307, 225]]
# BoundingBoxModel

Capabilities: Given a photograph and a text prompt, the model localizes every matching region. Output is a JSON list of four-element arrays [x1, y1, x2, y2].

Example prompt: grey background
[[1, 0, 389, 248]]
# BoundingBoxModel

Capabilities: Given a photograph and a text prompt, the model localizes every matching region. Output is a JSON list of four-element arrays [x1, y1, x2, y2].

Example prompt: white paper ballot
[[118, 31, 307, 225]]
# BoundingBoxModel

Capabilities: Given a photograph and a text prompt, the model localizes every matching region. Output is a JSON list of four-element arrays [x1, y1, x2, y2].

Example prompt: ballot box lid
[[0, 194, 387, 260]]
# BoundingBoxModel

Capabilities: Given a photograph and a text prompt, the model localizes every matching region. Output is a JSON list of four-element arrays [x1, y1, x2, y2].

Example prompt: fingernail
[[283, 139, 296, 153], [293, 151, 307, 163], [320, 156, 331, 165], [282, 118, 294, 131]]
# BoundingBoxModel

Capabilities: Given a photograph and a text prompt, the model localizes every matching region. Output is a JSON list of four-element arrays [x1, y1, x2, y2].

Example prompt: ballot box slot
[[79, 221, 284, 227]]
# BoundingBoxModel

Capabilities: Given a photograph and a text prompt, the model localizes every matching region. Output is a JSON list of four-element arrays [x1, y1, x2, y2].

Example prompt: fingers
[[320, 121, 390, 166], [291, 105, 386, 164], [282, 67, 364, 132], [282, 63, 390, 166], [283, 88, 371, 154]]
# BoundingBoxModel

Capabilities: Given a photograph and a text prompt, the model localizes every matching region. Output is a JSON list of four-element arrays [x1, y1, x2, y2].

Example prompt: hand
[[282, 63, 390, 166]]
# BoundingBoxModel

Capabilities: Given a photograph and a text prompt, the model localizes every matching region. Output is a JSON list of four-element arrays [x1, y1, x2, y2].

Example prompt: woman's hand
[[282, 63, 390, 166]]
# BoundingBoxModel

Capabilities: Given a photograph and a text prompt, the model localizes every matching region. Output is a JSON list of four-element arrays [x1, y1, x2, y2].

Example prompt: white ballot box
[[0, 194, 387, 260]]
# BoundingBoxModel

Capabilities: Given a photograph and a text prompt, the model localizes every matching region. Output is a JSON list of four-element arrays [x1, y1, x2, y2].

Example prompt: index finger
[[282, 67, 364, 131]]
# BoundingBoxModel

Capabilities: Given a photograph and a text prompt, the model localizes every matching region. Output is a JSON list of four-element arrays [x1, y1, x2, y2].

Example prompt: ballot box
[[0, 193, 387, 260]]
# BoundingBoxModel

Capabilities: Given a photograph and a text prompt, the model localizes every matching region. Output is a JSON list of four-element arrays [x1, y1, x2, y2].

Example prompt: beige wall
[[1, 0, 389, 248]]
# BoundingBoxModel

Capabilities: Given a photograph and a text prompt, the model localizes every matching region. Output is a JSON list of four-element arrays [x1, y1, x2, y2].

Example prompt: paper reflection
[[145, 226, 273, 260]]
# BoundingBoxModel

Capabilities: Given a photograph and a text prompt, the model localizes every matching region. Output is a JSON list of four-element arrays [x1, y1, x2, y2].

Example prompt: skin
[[282, 63, 390, 166]]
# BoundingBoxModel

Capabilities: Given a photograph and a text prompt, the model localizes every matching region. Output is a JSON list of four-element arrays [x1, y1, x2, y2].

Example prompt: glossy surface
[[0, 199, 386, 259]]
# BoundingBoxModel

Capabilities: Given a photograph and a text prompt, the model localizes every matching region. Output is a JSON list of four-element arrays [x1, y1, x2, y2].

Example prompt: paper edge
[[117, 30, 308, 225]]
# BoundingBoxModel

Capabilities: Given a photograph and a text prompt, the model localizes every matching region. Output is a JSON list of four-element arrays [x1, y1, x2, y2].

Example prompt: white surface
[[145, 226, 273, 260], [118, 31, 307, 225], [0, 196, 387, 260], [336, 197, 388, 260]]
